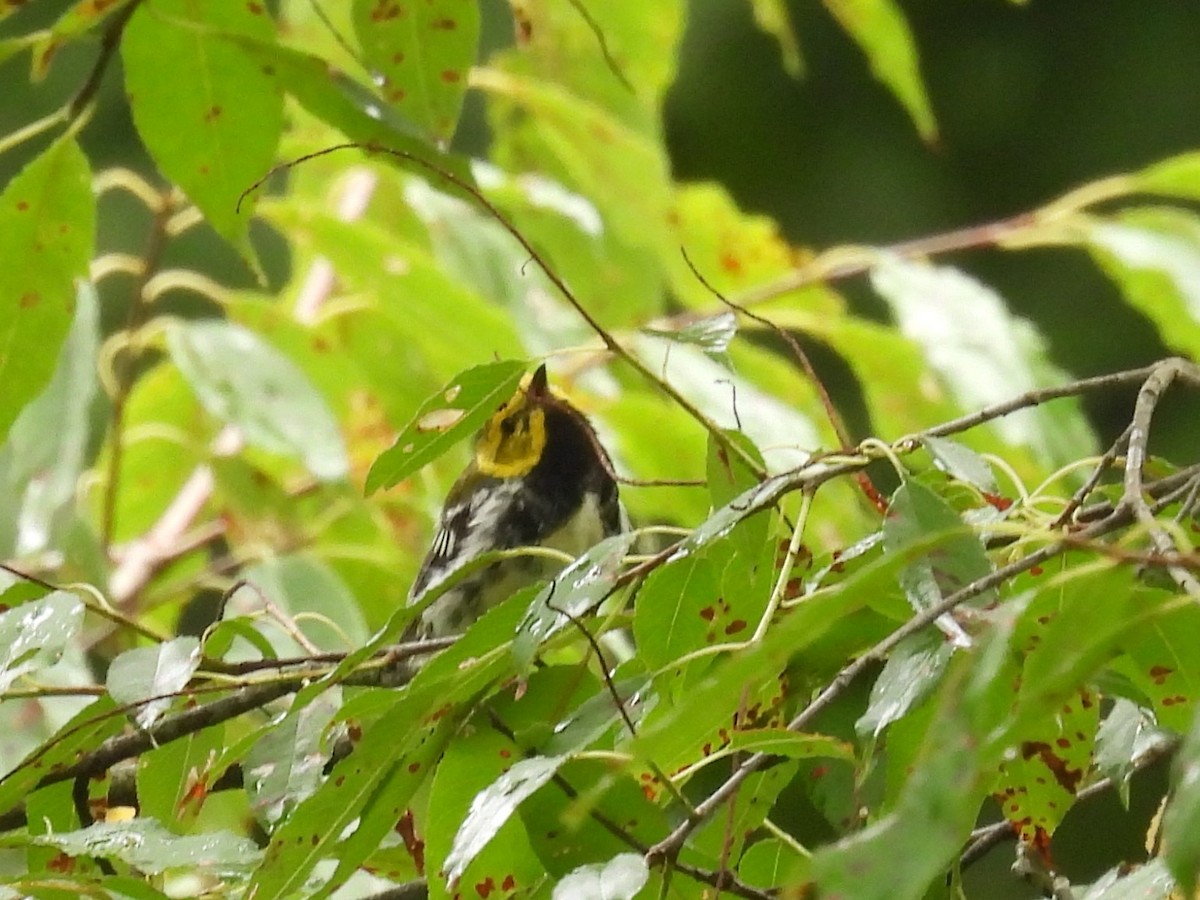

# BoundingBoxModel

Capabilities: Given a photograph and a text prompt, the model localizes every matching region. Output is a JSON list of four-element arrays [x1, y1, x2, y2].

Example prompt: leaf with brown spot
[[993, 687, 1098, 842], [0, 137, 93, 446], [352, 0, 479, 142]]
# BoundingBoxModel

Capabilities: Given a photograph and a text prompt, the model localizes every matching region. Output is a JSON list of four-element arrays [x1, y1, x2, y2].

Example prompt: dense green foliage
[[1, 2, 1199, 899]]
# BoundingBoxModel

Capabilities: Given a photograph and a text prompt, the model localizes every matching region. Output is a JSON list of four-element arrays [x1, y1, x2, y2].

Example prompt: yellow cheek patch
[[476, 404, 546, 477]]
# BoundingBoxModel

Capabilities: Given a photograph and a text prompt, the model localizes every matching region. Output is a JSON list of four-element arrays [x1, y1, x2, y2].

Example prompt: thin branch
[[1119, 358, 1200, 597], [728, 212, 1039, 310], [645, 493, 1164, 865], [681, 247, 853, 453], [67, 0, 141, 122], [913, 364, 1160, 445], [647, 361, 1200, 866], [563, 0, 636, 93], [1051, 423, 1132, 529], [238, 144, 767, 480]]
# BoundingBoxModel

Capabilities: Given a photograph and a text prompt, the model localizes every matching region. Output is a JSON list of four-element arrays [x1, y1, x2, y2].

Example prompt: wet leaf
[[642, 311, 737, 358], [106, 637, 201, 730], [352, 0, 480, 143], [512, 531, 638, 668], [919, 435, 998, 493], [0, 280, 102, 558], [243, 690, 339, 827], [366, 360, 526, 494], [884, 478, 993, 640], [444, 754, 567, 884], [0, 591, 84, 692], [856, 631, 954, 739], [32, 818, 261, 874], [1079, 859, 1175, 899], [552, 852, 649, 900]]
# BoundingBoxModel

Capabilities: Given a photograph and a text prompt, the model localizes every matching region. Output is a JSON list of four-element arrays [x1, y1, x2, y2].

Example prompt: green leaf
[[1092, 698, 1155, 809], [691, 762, 797, 867], [740, 837, 806, 890], [993, 687, 1098, 841], [137, 721, 226, 829], [633, 551, 721, 676], [352, 0, 479, 143], [519, 757, 667, 876], [490, 0, 684, 115], [1088, 209, 1200, 360], [642, 311, 737, 358], [667, 183, 794, 308], [870, 256, 1096, 469], [166, 319, 348, 481], [248, 695, 459, 900], [631, 546, 908, 777], [856, 631, 953, 740], [0, 591, 84, 692], [32, 0, 137, 77], [264, 202, 526, 377], [1164, 708, 1200, 894], [105, 637, 201, 730], [822, 0, 936, 141], [0, 280, 102, 557], [0, 696, 121, 814], [1120, 602, 1200, 733], [747, 0, 804, 77], [884, 478, 993, 640], [242, 689, 338, 828], [552, 853, 649, 900], [32, 818, 261, 874], [122, 0, 282, 266], [706, 429, 771, 565], [1137, 151, 1200, 202], [633, 335, 820, 472], [484, 70, 674, 257], [425, 726, 546, 897], [807, 606, 1024, 900], [444, 754, 567, 884], [919, 435, 998, 494], [0, 136, 93, 447], [366, 360, 526, 494], [512, 531, 638, 668]]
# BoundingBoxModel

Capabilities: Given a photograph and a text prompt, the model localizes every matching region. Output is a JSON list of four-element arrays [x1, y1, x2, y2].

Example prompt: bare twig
[[645, 493, 1165, 866], [67, 0, 141, 122], [1119, 358, 1200, 597], [238, 144, 767, 480], [1051, 423, 1132, 529], [563, 0, 635, 92]]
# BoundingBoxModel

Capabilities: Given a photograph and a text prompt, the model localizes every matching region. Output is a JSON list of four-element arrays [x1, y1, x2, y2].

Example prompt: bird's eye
[[499, 417, 516, 437]]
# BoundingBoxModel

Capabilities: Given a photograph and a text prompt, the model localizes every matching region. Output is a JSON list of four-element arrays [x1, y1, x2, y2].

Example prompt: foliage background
[[1, 1, 1199, 899]]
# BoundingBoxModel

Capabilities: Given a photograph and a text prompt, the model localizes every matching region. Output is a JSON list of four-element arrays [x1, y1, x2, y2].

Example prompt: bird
[[407, 364, 624, 641]]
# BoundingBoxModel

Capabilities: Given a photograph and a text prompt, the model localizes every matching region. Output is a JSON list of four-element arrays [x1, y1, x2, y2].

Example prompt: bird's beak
[[527, 364, 549, 400]]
